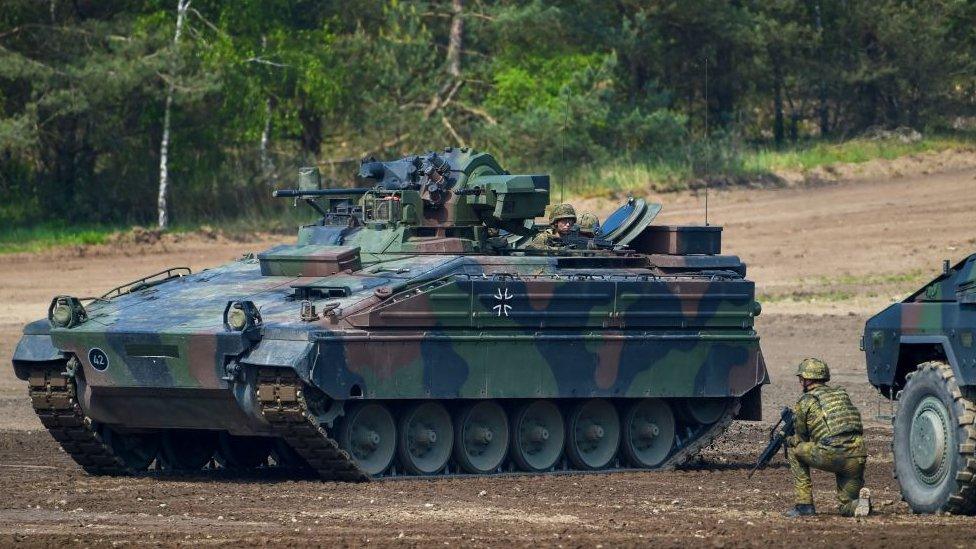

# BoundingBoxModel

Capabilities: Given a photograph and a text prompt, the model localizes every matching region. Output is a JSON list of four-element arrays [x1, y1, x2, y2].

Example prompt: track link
[[662, 399, 741, 471], [27, 362, 130, 475], [256, 368, 369, 482]]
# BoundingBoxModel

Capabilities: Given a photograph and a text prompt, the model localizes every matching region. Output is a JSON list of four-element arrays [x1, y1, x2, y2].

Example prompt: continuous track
[[27, 361, 130, 475], [27, 362, 742, 481]]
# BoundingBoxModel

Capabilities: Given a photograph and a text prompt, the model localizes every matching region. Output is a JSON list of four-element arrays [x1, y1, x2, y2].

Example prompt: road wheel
[[159, 430, 217, 471], [216, 434, 271, 469], [397, 401, 453, 475], [509, 400, 564, 472], [621, 399, 675, 468], [565, 399, 620, 470], [453, 401, 509, 474], [676, 398, 729, 425], [101, 427, 159, 471], [338, 402, 397, 476], [894, 361, 976, 514]]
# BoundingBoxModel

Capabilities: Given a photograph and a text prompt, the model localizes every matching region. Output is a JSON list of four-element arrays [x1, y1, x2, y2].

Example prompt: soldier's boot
[[853, 488, 871, 517], [784, 504, 816, 518]]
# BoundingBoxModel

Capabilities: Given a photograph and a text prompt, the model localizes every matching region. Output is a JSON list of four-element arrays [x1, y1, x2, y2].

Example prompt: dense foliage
[[0, 0, 973, 227]]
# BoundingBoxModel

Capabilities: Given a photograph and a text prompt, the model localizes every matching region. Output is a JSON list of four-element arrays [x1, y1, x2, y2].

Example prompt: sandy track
[[1, 161, 975, 545]]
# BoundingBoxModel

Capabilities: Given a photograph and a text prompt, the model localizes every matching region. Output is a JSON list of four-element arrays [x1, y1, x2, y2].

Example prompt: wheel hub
[[416, 427, 437, 447], [354, 428, 381, 452], [472, 425, 493, 445], [585, 423, 605, 442], [911, 396, 950, 485]]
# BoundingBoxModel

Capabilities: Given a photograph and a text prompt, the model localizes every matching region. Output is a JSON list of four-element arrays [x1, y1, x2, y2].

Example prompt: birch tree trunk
[[447, 0, 463, 78], [157, 0, 190, 231], [260, 97, 274, 184]]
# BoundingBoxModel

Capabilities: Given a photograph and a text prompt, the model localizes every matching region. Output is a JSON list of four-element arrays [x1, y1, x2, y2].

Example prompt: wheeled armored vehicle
[[13, 148, 767, 479], [864, 254, 976, 513]]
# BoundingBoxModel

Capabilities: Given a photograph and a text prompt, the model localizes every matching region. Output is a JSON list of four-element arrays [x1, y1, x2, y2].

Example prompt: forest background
[[0, 0, 974, 241]]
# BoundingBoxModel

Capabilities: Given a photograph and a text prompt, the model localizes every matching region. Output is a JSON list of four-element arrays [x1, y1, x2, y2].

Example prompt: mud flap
[[736, 385, 763, 421]]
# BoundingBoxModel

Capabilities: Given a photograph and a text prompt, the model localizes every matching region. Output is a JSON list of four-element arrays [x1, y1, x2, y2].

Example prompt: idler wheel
[[565, 399, 620, 470], [621, 399, 675, 468], [216, 434, 272, 469], [338, 402, 396, 476], [159, 430, 217, 471], [101, 427, 160, 471], [509, 400, 564, 472], [676, 398, 729, 426], [453, 400, 509, 474], [397, 401, 453, 475]]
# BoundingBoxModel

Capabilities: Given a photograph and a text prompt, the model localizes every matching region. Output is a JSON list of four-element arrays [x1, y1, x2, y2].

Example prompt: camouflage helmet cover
[[796, 357, 830, 381], [578, 212, 601, 235], [549, 203, 577, 224]]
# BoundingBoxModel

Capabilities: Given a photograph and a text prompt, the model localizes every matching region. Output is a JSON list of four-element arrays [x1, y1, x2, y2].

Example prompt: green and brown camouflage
[[864, 254, 976, 391], [863, 253, 976, 514], [12, 148, 767, 479]]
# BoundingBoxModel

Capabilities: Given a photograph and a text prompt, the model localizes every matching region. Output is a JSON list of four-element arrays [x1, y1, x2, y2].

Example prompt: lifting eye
[[349, 384, 363, 398]]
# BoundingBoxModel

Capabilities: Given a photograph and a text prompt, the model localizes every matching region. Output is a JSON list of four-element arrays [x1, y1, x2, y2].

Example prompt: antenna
[[704, 56, 709, 226], [560, 105, 567, 204]]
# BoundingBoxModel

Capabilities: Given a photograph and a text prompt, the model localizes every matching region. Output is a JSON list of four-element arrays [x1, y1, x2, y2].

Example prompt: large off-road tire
[[894, 361, 976, 514]]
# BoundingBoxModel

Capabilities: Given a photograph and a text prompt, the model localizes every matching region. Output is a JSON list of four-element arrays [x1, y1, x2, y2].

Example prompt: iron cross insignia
[[492, 287, 513, 317]]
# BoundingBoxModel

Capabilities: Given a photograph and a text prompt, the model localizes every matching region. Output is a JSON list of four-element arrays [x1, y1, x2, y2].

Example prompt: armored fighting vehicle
[[864, 255, 976, 513], [13, 148, 766, 480]]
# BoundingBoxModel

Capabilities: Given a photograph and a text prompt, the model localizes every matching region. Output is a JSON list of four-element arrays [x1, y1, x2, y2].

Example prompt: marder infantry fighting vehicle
[[864, 255, 976, 513], [13, 148, 767, 480]]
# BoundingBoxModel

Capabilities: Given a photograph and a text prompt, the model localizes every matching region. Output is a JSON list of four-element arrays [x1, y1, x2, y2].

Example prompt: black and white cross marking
[[492, 287, 514, 317]]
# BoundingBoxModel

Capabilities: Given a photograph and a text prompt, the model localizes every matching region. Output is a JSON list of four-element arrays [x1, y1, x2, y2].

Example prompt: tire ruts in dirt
[[27, 361, 131, 475]]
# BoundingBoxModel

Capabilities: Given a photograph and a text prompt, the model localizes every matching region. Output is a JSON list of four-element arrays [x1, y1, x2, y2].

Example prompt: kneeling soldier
[[785, 358, 871, 518]]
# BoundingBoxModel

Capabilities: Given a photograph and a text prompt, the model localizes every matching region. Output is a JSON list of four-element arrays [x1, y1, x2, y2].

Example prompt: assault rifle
[[748, 406, 795, 478]]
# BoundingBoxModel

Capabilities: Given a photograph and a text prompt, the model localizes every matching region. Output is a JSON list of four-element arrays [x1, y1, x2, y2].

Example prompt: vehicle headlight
[[227, 304, 248, 330], [223, 300, 262, 332], [48, 296, 86, 328]]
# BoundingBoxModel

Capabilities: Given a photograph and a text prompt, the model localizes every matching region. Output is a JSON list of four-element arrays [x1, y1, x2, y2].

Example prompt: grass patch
[[0, 209, 316, 255], [757, 289, 857, 304], [563, 133, 974, 199], [0, 224, 121, 254], [808, 270, 931, 287]]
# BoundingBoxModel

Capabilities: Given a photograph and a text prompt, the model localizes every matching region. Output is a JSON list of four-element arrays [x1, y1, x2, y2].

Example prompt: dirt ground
[[1, 155, 975, 546]]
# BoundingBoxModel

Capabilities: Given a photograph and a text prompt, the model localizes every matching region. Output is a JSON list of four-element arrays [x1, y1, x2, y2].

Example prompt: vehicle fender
[[239, 339, 316, 376], [11, 320, 65, 380]]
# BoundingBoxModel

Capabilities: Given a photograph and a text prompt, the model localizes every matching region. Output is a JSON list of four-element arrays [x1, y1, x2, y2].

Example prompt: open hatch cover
[[601, 198, 662, 246]]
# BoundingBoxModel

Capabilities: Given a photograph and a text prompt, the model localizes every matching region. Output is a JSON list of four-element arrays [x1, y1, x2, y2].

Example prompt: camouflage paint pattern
[[864, 253, 976, 391], [12, 148, 768, 436]]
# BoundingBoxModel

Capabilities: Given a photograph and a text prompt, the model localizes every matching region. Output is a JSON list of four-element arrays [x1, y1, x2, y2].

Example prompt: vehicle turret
[[276, 148, 550, 255]]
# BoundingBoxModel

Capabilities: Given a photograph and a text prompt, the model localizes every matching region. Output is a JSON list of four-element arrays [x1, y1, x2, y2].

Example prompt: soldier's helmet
[[578, 212, 601, 236], [549, 203, 577, 224], [796, 358, 830, 381]]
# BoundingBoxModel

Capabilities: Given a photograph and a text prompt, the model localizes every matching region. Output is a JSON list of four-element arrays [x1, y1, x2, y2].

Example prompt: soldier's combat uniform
[[526, 203, 577, 251], [785, 358, 871, 518]]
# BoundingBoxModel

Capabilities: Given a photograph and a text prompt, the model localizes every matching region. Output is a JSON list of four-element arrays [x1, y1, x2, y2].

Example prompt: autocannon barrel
[[273, 188, 371, 198]]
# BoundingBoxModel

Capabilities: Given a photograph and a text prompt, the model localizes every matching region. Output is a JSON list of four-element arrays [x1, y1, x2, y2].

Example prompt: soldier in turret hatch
[[784, 358, 872, 518], [577, 212, 601, 237], [526, 203, 577, 250]]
